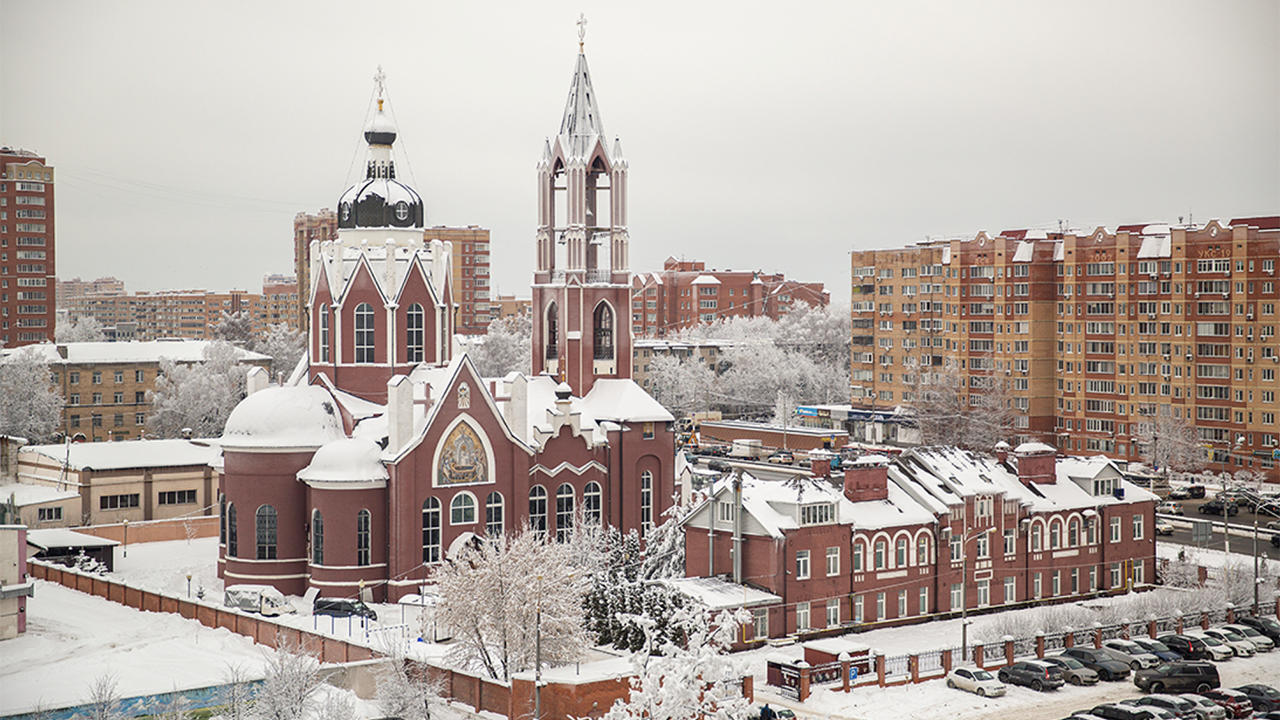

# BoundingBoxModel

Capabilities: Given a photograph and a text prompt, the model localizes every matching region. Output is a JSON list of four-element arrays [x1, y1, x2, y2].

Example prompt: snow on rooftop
[[1012, 240, 1035, 263], [4, 340, 270, 365], [581, 379, 674, 423], [20, 439, 223, 471], [690, 274, 721, 285], [0, 482, 80, 506], [1015, 441, 1057, 455], [662, 576, 781, 610], [221, 385, 344, 449], [1137, 234, 1173, 259], [297, 437, 388, 485], [27, 528, 120, 549]]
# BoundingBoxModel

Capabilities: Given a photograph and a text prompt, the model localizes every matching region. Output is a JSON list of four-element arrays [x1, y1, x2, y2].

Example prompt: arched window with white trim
[[556, 483, 575, 542], [406, 303, 424, 363], [356, 509, 370, 566], [256, 505, 277, 560], [485, 491, 504, 537], [355, 302, 375, 363], [423, 498, 441, 563], [584, 481, 602, 526], [593, 302, 614, 360], [451, 492, 477, 525], [319, 304, 330, 362], [529, 486, 548, 538], [640, 470, 653, 536], [311, 509, 324, 565]]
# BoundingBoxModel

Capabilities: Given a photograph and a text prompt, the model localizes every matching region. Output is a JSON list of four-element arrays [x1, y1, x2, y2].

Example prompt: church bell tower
[[532, 17, 633, 396]]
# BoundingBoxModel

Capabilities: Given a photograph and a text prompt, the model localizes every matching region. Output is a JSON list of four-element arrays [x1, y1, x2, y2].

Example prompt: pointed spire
[[612, 136, 625, 163], [558, 49, 605, 161], [542, 138, 553, 164]]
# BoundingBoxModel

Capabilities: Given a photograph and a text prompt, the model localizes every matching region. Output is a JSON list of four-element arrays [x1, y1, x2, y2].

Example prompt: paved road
[[1156, 494, 1280, 561]]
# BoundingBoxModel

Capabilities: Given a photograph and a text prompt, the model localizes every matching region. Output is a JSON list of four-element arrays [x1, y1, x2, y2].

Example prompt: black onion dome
[[364, 109, 398, 146], [338, 178, 423, 230]]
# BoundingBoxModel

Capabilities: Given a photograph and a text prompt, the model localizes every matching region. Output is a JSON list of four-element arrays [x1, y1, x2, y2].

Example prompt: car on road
[[1156, 519, 1176, 535], [944, 667, 1007, 697], [1235, 685, 1280, 713], [1201, 688, 1258, 718], [1060, 647, 1131, 681], [1157, 634, 1213, 661], [1157, 501, 1186, 515], [1185, 631, 1241, 660], [1040, 655, 1099, 685], [1169, 487, 1193, 500], [1236, 614, 1280, 642], [1198, 499, 1240, 516], [1103, 638, 1162, 670], [1133, 661, 1221, 694], [997, 660, 1065, 691], [1177, 694, 1229, 720], [767, 452, 794, 464], [1203, 628, 1260, 657], [1267, 520, 1280, 531], [1222, 623, 1277, 652], [1188, 485, 1208, 498], [1272, 532, 1280, 549], [1132, 638, 1183, 662], [1122, 694, 1204, 719]]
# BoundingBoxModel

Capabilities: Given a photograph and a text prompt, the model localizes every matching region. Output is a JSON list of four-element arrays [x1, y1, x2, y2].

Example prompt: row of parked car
[[944, 614, 1280, 719]]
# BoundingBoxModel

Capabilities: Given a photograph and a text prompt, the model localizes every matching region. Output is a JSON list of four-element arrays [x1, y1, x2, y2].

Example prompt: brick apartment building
[[849, 216, 1280, 481], [1, 147, 56, 348], [632, 257, 828, 337], [10, 339, 271, 443], [683, 444, 1157, 641]]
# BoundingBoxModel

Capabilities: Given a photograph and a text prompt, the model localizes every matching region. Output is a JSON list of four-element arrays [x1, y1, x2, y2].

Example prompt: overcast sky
[[3, 1, 1276, 303]]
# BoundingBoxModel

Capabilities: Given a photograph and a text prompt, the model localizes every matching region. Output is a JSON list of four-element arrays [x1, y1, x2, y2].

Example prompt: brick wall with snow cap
[[843, 455, 890, 503], [1014, 441, 1057, 485]]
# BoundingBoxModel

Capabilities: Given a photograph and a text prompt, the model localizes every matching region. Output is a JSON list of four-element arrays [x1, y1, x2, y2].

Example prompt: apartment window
[[38, 506, 62, 522], [796, 601, 810, 631], [796, 549, 811, 580], [896, 590, 907, 618], [92, 371, 101, 384], [853, 543, 864, 572], [917, 536, 929, 565], [876, 592, 886, 620], [1003, 528, 1015, 555], [113, 392, 124, 404], [753, 608, 768, 639], [977, 578, 990, 607], [854, 595, 864, 623], [114, 370, 124, 383], [1052, 571, 1061, 596], [92, 393, 102, 405], [1111, 562, 1122, 588], [135, 369, 145, 382], [950, 583, 963, 611], [485, 491, 504, 536], [1071, 568, 1079, 594], [826, 546, 840, 576], [918, 586, 929, 615], [256, 505, 278, 560], [70, 393, 80, 405], [874, 540, 886, 569], [1110, 517, 1121, 543], [975, 533, 989, 559], [1132, 514, 1144, 540], [827, 598, 840, 627], [1033, 573, 1042, 599], [1004, 576, 1016, 604], [896, 537, 908, 566], [158, 490, 197, 505], [70, 371, 80, 384], [135, 413, 145, 425]]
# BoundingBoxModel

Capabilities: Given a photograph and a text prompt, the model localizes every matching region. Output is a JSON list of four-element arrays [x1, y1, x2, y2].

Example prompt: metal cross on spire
[[577, 13, 587, 51], [374, 65, 387, 100]]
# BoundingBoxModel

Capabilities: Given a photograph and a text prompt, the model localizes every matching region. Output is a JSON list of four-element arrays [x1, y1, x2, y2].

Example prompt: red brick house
[[682, 443, 1158, 641]]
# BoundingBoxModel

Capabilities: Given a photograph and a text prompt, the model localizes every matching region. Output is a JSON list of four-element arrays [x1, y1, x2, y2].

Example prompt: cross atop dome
[[373, 65, 387, 108], [577, 13, 587, 51]]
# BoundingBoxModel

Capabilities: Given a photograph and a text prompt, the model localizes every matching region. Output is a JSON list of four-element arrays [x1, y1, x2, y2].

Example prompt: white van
[[224, 584, 296, 616]]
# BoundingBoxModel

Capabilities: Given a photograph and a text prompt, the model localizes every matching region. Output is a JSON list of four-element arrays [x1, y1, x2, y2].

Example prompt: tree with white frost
[[254, 640, 321, 720], [597, 606, 750, 720], [461, 314, 531, 377], [906, 365, 1016, 450], [1136, 412, 1205, 479], [211, 309, 257, 348], [374, 640, 445, 720], [81, 673, 124, 720], [0, 346, 63, 442], [146, 340, 255, 438], [56, 315, 107, 343], [647, 353, 714, 417], [257, 323, 306, 382], [432, 523, 590, 681]]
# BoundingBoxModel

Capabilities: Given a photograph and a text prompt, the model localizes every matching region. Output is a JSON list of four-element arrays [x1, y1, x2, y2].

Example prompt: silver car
[[1177, 693, 1228, 720], [1222, 623, 1276, 652]]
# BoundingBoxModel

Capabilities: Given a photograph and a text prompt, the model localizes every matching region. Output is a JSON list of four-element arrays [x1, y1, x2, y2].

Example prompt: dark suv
[[1237, 615, 1280, 642], [1198, 499, 1240, 516], [1157, 634, 1212, 661], [997, 660, 1065, 691], [1132, 661, 1220, 694], [1060, 647, 1130, 681], [314, 597, 378, 621]]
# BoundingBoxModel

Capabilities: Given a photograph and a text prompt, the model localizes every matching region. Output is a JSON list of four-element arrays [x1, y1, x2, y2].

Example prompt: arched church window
[[256, 505, 277, 560], [555, 483, 575, 543], [227, 503, 237, 557], [584, 481, 602, 526], [219, 493, 226, 545], [545, 303, 559, 360], [319, 305, 330, 363], [406, 303, 424, 363], [395, 201, 409, 222], [423, 498, 441, 563], [451, 492, 477, 525], [640, 470, 653, 536], [311, 509, 324, 565], [593, 303, 614, 360], [355, 303, 375, 363], [485, 491, 504, 537], [357, 509, 371, 566], [529, 486, 548, 539]]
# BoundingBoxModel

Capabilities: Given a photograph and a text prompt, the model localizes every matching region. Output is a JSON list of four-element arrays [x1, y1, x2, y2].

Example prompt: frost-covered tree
[[56, 315, 107, 343], [433, 524, 590, 680], [82, 674, 123, 720], [0, 347, 63, 442], [147, 340, 255, 438], [647, 353, 714, 417], [316, 692, 356, 720], [375, 642, 444, 720], [255, 640, 321, 720], [1136, 413, 1205, 478], [600, 607, 750, 720], [462, 314, 531, 377], [907, 366, 1016, 450], [212, 309, 257, 348], [257, 323, 305, 382], [220, 664, 256, 720]]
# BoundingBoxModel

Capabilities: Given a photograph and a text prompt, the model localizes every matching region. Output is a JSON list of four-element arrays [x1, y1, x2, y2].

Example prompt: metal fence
[[917, 647, 947, 675], [1043, 632, 1066, 653], [984, 643, 1005, 666], [1099, 623, 1125, 641], [1013, 636, 1037, 658], [883, 653, 911, 680], [809, 661, 844, 686]]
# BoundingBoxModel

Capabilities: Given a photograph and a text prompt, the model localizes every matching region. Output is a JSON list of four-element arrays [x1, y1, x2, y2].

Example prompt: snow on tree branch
[[146, 340, 255, 438], [0, 346, 62, 442]]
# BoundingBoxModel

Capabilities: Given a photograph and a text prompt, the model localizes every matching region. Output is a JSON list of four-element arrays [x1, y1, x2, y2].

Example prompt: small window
[[583, 481, 602, 526], [256, 505, 278, 560], [354, 302, 375, 363], [796, 550, 810, 580], [423, 498, 441, 563], [451, 492, 477, 525], [485, 491, 504, 536], [555, 483, 575, 542], [529, 486, 548, 538], [311, 509, 324, 565], [356, 509, 371, 566]]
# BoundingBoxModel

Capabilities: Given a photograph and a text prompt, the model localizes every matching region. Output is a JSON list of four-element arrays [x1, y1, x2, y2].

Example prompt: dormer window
[[717, 500, 736, 525], [800, 503, 835, 526]]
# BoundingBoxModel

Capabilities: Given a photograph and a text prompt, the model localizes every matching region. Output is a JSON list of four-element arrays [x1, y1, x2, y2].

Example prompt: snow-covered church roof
[[556, 50, 607, 162], [221, 386, 345, 450], [298, 437, 388, 486]]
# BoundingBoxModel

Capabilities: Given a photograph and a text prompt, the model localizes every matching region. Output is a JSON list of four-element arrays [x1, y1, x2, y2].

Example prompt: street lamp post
[[943, 525, 993, 662], [123, 519, 129, 558]]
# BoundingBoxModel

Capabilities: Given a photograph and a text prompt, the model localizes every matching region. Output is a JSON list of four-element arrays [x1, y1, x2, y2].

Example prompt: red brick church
[[217, 55, 672, 601]]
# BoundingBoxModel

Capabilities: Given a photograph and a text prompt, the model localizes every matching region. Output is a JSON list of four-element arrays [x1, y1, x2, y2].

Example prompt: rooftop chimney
[[843, 455, 890, 503], [994, 440, 1010, 465], [1015, 442, 1057, 485]]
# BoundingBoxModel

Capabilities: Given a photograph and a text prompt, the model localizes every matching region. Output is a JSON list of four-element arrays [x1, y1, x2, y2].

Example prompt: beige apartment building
[[849, 216, 1279, 481]]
